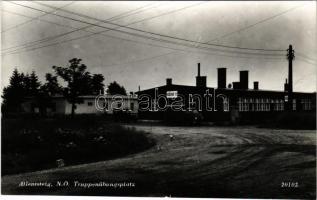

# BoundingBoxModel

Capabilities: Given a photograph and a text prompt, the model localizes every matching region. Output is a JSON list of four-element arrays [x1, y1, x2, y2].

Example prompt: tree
[[41, 73, 62, 96], [9, 69, 24, 89], [106, 81, 127, 95], [29, 71, 41, 96], [2, 69, 27, 114], [52, 58, 104, 117], [35, 73, 63, 116], [2, 69, 44, 115], [21, 71, 41, 97], [91, 74, 105, 95], [23, 73, 31, 94]]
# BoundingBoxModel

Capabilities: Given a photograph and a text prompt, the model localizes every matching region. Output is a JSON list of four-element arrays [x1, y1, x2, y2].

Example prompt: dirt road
[[2, 125, 316, 198]]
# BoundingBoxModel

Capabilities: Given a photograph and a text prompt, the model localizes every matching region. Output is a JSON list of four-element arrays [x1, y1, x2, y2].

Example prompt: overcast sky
[[1, 1, 316, 93]]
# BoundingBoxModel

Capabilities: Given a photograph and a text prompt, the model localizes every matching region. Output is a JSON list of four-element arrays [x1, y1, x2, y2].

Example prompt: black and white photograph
[[1, 1, 316, 199]]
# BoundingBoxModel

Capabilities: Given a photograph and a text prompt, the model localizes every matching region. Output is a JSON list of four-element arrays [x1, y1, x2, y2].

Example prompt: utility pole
[[287, 44, 295, 110]]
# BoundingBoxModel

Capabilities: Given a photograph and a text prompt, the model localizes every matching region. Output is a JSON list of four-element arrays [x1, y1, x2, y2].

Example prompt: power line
[[3, 4, 285, 57], [2, 3, 208, 54], [1, 9, 288, 73], [36, 1, 285, 52], [2, 9, 79, 31], [30, 1, 206, 50], [296, 57, 317, 66], [1, 9, 199, 55], [294, 73, 316, 86], [102, 50, 286, 69], [35, 0, 285, 52], [3, 21, 286, 61], [3, 2, 213, 55], [3, 23, 286, 57], [296, 53, 317, 63], [1, 1, 74, 33], [79, 2, 159, 22], [3, 10, 284, 61], [1, 2, 307, 88], [2, 2, 157, 52], [2, 2, 199, 54], [206, 3, 306, 43], [1, 8, 286, 61], [7, 1, 285, 52], [6, 1, 207, 52], [34, 1, 206, 33]]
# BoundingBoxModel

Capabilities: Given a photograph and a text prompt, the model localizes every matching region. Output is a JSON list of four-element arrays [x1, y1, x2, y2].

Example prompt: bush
[[2, 117, 155, 175]]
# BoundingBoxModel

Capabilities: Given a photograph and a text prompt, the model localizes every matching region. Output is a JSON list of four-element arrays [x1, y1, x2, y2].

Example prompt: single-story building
[[21, 94, 138, 116]]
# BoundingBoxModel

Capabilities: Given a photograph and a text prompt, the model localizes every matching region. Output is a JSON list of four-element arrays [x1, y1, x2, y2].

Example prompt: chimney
[[217, 68, 226, 88], [232, 82, 241, 89], [253, 81, 259, 90], [138, 85, 140, 92], [166, 78, 172, 86], [240, 70, 249, 89], [284, 78, 288, 92], [196, 63, 206, 87]]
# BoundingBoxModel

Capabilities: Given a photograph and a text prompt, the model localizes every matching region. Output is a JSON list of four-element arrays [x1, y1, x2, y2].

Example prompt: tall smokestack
[[240, 70, 249, 89], [196, 63, 206, 87], [288, 45, 293, 99], [284, 78, 288, 92], [217, 68, 226, 88]]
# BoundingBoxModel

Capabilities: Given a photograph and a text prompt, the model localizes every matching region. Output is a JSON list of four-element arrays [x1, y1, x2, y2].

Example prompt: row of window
[[238, 98, 285, 112], [239, 98, 283, 104], [301, 99, 312, 111], [86, 98, 311, 111], [238, 98, 312, 112]]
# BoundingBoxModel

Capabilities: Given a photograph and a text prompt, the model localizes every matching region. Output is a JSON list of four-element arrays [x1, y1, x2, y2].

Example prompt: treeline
[[2, 58, 127, 117]]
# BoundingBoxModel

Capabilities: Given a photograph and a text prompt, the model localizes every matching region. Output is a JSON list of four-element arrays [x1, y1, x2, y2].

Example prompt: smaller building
[[21, 94, 138, 116]]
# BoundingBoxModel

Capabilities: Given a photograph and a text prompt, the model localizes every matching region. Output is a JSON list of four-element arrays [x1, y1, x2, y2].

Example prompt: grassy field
[[1, 116, 155, 175]]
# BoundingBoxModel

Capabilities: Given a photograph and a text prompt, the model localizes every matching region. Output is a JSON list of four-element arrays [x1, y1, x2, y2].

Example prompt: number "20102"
[[281, 182, 298, 188]]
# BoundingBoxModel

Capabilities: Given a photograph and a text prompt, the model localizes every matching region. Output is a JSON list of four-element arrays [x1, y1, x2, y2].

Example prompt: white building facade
[[22, 94, 138, 115]]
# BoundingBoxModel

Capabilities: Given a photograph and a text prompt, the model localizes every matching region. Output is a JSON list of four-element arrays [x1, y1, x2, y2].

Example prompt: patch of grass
[[2, 116, 155, 175]]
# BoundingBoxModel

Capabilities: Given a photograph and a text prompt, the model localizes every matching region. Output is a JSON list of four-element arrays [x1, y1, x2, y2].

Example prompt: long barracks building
[[136, 63, 316, 122]]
